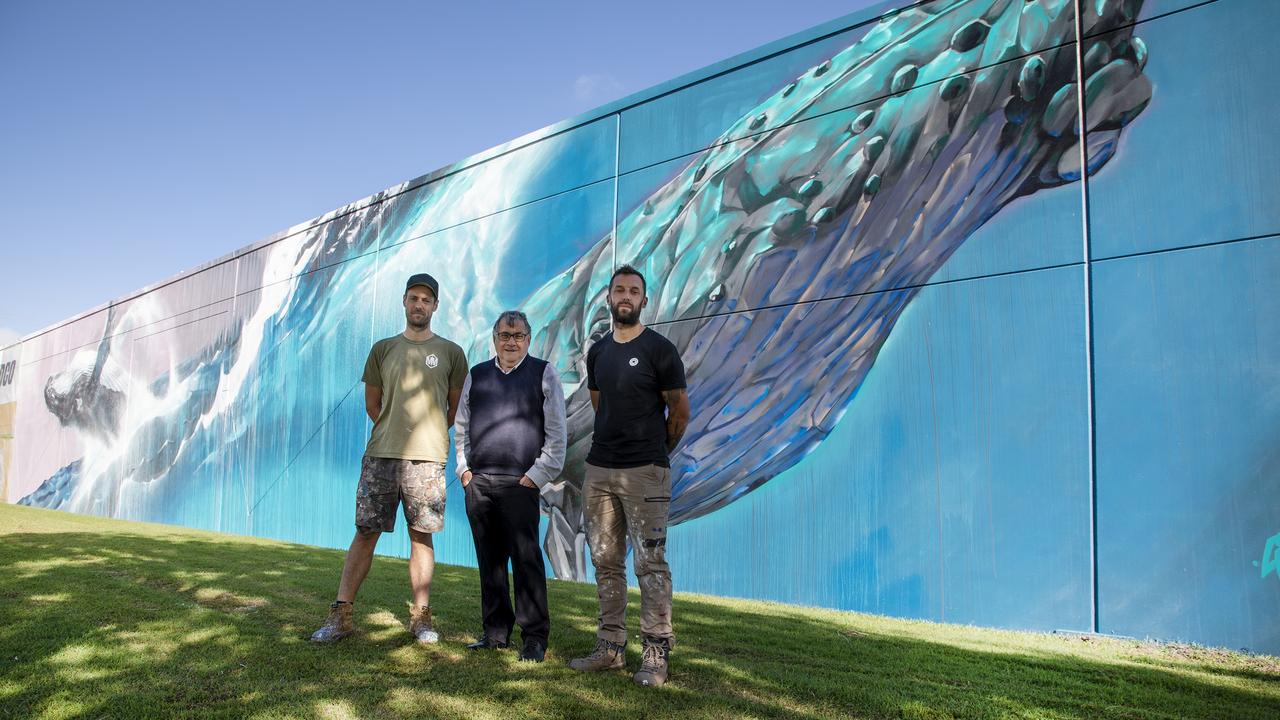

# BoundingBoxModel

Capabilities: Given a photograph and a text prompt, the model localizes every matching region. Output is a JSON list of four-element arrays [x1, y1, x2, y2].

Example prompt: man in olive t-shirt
[[311, 273, 468, 646], [362, 333, 467, 462]]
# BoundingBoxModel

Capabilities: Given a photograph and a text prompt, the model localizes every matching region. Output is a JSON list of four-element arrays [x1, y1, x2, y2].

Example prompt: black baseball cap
[[405, 273, 439, 298]]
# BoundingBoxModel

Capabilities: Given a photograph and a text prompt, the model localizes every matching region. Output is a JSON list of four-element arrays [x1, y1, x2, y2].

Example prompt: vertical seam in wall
[[244, 240, 260, 520], [228, 256, 242, 531], [923, 323, 946, 622], [1072, 0, 1100, 635], [612, 113, 621, 269], [370, 214, 383, 399], [5, 345, 20, 503], [371, 214, 382, 345], [120, 304, 136, 517]]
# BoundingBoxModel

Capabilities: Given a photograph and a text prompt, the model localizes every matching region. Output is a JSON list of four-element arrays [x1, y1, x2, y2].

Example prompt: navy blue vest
[[467, 356, 547, 476]]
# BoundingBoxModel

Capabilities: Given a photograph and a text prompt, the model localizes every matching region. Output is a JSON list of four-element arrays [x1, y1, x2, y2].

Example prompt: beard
[[406, 311, 430, 330], [609, 301, 640, 326]]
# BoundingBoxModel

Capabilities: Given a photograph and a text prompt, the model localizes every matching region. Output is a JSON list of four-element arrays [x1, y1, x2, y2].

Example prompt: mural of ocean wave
[[20, 0, 1153, 583]]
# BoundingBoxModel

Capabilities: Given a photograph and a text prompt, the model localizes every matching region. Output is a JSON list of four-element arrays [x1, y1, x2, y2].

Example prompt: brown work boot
[[632, 636, 670, 687], [568, 638, 626, 672], [310, 601, 355, 643], [409, 605, 439, 644]]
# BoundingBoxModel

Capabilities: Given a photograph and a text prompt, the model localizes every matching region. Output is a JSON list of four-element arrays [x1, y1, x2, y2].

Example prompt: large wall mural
[[4, 0, 1278, 654]]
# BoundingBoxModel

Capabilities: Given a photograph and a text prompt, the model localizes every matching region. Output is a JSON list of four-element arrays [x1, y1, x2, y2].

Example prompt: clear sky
[[0, 0, 884, 345]]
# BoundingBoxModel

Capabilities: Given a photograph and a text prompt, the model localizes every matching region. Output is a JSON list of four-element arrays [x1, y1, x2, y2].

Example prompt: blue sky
[[0, 0, 883, 345]]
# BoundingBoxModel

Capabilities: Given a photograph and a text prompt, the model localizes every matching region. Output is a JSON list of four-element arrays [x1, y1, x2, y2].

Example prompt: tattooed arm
[[664, 388, 690, 452]]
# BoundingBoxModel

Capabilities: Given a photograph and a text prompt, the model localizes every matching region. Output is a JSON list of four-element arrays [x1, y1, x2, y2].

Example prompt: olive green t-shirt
[[362, 334, 468, 462]]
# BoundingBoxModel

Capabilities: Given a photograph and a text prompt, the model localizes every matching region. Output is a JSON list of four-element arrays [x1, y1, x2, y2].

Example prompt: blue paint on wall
[[1093, 235, 1280, 653], [1087, 0, 1280, 259]]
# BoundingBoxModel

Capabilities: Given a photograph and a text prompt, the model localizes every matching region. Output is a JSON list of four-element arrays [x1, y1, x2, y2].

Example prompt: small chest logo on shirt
[[628, 357, 639, 367], [424, 354, 440, 369]]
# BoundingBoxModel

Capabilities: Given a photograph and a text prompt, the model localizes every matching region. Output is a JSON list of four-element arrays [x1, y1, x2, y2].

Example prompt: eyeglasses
[[495, 332, 529, 342]]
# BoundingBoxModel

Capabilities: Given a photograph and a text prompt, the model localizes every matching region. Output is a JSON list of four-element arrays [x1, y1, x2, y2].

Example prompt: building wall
[[4, 0, 1277, 653]]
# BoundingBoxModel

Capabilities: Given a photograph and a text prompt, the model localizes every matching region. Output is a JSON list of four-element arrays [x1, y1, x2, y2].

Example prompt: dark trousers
[[463, 472, 549, 644]]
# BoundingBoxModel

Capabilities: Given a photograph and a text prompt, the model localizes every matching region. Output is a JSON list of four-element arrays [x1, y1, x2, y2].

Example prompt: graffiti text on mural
[[0, 360, 16, 387]]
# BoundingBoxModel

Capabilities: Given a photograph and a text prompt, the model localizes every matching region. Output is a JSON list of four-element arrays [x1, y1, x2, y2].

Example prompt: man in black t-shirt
[[568, 264, 690, 688]]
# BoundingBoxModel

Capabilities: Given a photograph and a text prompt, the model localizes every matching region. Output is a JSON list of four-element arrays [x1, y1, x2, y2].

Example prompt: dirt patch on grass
[[191, 588, 268, 613], [1126, 640, 1280, 678]]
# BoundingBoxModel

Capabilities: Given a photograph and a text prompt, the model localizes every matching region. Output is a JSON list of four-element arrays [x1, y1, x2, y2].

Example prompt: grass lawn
[[0, 504, 1276, 719]]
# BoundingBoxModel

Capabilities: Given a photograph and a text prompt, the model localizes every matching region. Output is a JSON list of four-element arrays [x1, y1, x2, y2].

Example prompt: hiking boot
[[632, 637, 670, 687], [409, 605, 439, 644], [568, 638, 625, 672], [310, 601, 354, 643]]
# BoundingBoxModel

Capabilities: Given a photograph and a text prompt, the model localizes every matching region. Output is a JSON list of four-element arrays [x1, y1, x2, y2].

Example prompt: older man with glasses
[[453, 310, 566, 662]]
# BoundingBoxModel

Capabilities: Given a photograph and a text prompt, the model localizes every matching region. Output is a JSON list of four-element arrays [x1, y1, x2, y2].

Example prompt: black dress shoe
[[466, 636, 509, 651], [518, 638, 546, 662]]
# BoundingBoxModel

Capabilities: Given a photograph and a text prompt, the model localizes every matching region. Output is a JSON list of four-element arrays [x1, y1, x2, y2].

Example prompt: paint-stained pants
[[583, 462, 674, 646]]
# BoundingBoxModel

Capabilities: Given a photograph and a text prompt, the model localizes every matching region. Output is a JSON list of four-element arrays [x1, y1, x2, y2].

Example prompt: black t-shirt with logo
[[586, 327, 687, 468]]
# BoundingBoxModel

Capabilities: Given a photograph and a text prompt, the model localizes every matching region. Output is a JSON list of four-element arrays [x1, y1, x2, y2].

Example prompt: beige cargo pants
[[583, 462, 674, 646]]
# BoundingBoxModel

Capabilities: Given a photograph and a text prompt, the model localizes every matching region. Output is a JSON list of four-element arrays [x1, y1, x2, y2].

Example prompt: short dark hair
[[609, 264, 646, 294], [492, 310, 532, 335]]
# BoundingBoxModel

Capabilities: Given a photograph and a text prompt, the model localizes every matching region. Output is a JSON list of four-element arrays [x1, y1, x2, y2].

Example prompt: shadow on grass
[[0, 527, 1277, 720]]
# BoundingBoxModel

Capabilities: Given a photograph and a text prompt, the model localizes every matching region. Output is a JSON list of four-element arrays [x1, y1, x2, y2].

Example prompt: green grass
[[0, 505, 1276, 719]]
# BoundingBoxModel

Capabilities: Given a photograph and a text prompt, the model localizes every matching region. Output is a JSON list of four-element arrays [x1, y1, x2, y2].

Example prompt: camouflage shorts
[[355, 456, 447, 534]]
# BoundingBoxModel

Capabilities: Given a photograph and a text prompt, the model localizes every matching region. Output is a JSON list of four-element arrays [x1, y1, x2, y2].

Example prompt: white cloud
[[573, 73, 625, 104], [0, 327, 22, 349]]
